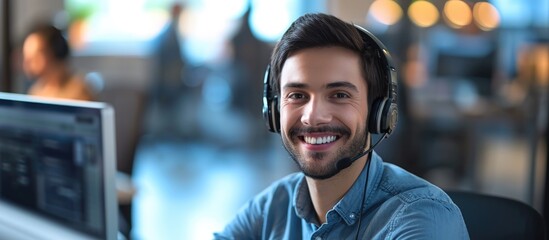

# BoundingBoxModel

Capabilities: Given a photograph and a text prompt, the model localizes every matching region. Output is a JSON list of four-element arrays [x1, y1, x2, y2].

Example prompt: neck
[[39, 63, 70, 86], [306, 153, 368, 224]]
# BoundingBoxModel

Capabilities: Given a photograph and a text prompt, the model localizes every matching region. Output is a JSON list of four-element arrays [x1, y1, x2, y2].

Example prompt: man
[[22, 24, 94, 101], [215, 13, 468, 239]]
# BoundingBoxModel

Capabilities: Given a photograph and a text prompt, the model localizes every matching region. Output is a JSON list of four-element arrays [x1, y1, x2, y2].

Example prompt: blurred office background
[[1, 0, 548, 239]]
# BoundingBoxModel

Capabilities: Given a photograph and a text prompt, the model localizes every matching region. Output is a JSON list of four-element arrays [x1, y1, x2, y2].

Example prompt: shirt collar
[[293, 174, 319, 224], [292, 152, 384, 226]]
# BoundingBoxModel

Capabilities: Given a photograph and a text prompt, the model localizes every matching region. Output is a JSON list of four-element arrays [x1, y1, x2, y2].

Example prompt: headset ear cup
[[263, 95, 280, 133], [382, 102, 398, 134], [368, 98, 383, 134], [263, 103, 275, 133], [379, 100, 391, 133], [262, 65, 280, 133], [272, 96, 280, 133], [370, 98, 398, 134], [263, 93, 280, 133]]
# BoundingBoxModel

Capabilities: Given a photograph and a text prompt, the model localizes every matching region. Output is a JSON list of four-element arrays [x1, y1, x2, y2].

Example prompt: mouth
[[290, 126, 348, 148], [300, 135, 340, 145]]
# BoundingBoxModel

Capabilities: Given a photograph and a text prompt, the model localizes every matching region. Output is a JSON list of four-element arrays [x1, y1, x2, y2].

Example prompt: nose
[[301, 97, 332, 127]]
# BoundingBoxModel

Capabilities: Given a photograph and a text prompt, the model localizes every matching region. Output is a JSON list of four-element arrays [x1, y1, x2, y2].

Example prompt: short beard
[[282, 125, 367, 180]]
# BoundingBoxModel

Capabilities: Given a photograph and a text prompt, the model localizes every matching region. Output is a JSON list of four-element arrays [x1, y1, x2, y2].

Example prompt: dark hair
[[26, 24, 70, 61], [269, 13, 386, 105]]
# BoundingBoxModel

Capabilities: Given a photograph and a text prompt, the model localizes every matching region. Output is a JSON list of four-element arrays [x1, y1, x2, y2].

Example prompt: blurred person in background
[[22, 24, 94, 101], [147, 3, 186, 137], [215, 13, 468, 239], [153, 3, 184, 102]]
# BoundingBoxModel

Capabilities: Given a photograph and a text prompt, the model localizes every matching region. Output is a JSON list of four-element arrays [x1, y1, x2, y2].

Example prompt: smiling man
[[215, 13, 468, 239]]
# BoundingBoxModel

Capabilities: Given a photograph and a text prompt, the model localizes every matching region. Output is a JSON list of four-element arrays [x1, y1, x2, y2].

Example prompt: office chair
[[447, 190, 546, 240]]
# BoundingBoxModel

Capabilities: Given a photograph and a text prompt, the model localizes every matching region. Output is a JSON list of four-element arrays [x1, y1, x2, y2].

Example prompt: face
[[22, 34, 49, 79], [279, 46, 369, 179]]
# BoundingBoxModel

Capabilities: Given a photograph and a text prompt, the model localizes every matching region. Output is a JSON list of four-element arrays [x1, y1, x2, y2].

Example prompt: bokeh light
[[368, 0, 403, 26], [408, 0, 440, 28], [473, 2, 501, 31], [249, 0, 294, 42], [444, 0, 473, 29]]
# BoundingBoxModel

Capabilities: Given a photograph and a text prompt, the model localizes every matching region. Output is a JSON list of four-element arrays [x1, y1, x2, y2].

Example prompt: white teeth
[[304, 136, 336, 145]]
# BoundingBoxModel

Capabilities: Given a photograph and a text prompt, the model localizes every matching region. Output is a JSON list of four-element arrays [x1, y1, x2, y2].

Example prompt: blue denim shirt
[[214, 152, 469, 239]]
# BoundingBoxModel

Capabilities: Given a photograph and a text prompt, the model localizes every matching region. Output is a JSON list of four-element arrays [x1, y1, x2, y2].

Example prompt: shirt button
[[349, 213, 356, 219]]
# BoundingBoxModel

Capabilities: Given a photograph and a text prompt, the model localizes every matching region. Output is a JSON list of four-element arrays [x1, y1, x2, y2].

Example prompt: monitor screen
[[435, 50, 496, 97], [0, 92, 117, 240]]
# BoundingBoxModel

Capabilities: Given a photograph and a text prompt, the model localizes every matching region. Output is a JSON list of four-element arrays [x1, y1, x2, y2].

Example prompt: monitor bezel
[[0, 92, 118, 240]]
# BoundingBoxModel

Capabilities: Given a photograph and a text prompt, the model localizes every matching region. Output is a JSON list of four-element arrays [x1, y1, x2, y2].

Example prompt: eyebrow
[[282, 81, 359, 92], [326, 82, 359, 92], [282, 82, 307, 89]]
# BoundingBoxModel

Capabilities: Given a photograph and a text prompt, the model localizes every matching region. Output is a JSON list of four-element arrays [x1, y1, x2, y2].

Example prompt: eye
[[288, 92, 306, 100], [332, 92, 350, 99]]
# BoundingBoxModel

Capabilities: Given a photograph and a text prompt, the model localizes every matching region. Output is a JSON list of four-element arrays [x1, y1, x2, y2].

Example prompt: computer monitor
[[435, 49, 496, 97], [0, 92, 117, 240]]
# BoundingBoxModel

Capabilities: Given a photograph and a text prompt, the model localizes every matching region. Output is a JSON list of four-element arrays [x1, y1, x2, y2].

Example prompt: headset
[[262, 25, 398, 135]]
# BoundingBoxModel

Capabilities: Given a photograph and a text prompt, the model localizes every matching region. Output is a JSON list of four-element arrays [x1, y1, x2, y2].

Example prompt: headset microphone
[[334, 133, 389, 172]]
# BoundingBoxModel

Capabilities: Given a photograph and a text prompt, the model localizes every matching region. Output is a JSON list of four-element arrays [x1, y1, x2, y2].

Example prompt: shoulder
[[66, 74, 89, 89], [385, 197, 468, 239], [372, 163, 468, 239], [377, 162, 457, 215], [65, 74, 95, 101], [233, 171, 304, 216], [379, 162, 452, 204], [214, 172, 304, 239], [252, 172, 304, 207]]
